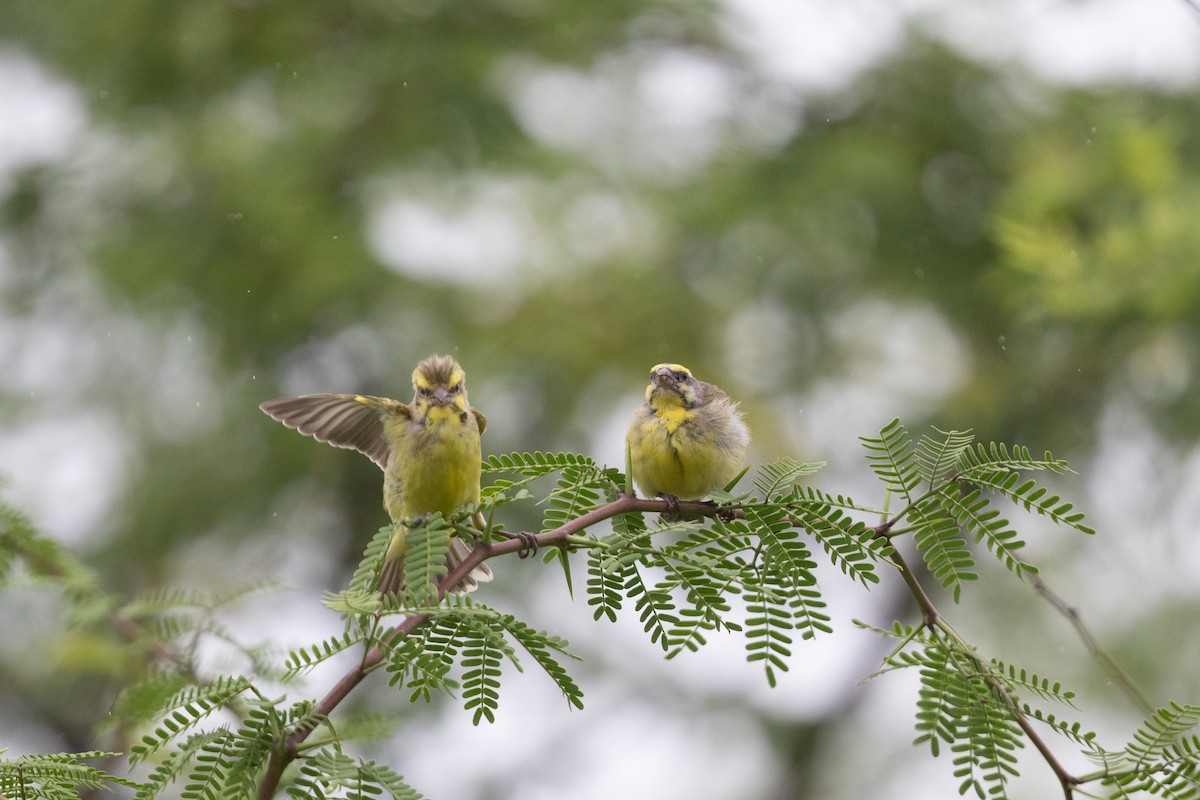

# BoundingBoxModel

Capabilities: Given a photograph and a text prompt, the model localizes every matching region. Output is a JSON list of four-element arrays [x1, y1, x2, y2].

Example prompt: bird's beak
[[431, 387, 452, 406], [653, 367, 675, 387]]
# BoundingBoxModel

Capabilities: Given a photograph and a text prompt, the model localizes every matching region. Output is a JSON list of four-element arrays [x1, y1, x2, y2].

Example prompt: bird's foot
[[658, 493, 682, 521], [498, 530, 540, 559]]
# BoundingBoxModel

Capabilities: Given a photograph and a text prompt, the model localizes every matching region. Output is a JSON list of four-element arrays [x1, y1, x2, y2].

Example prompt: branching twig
[[255, 492, 694, 800], [1029, 573, 1155, 716], [254, 489, 1147, 800], [879, 538, 1083, 799]]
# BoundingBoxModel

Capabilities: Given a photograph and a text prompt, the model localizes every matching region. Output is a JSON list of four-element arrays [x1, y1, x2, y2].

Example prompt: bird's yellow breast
[[627, 405, 738, 499], [382, 408, 481, 522], [652, 403, 691, 433]]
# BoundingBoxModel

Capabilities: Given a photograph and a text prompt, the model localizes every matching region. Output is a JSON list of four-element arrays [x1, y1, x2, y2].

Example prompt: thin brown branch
[[253, 487, 1124, 800], [872, 530, 1081, 797], [256, 492, 698, 800], [871, 531, 940, 628], [1029, 572, 1154, 716]]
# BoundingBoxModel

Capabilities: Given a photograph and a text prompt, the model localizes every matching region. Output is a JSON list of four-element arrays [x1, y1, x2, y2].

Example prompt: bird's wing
[[696, 380, 729, 405], [471, 406, 487, 435], [259, 393, 409, 469]]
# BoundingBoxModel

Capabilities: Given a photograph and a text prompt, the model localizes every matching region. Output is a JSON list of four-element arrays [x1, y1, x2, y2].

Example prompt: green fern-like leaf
[[401, 515, 453, 606], [909, 501, 978, 602], [0, 498, 40, 586], [861, 418, 922, 502], [0, 751, 138, 799], [291, 750, 426, 800], [0, 499, 99, 597], [961, 469, 1094, 535], [484, 450, 600, 475], [586, 534, 628, 623], [744, 578, 794, 688], [792, 500, 889, 586], [283, 631, 368, 681], [938, 487, 1036, 579], [180, 729, 238, 800], [104, 669, 191, 731], [916, 427, 976, 485], [990, 659, 1077, 709], [956, 442, 1074, 476], [386, 616, 464, 702], [663, 559, 735, 658], [358, 759, 426, 800], [747, 508, 832, 642], [130, 676, 254, 764], [122, 583, 278, 619], [458, 615, 510, 725], [584, 510, 651, 623], [1021, 706, 1098, 750], [790, 485, 881, 515], [189, 697, 295, 800], [752, 457, 826, 499], [136, 731, 226, 800], [950, 671, 1023, 800], [746, 505, 817, 590], [348, 524, 395, 597], [875, 622, 1032, 796], [289, 749, 339, 800], [495, 614, 585, 711], [541, 464, 604, 532], [121, 587, 216, 616], [1126, 704, 1200, 767], [914, 644, 961, 757], [626, 563, 677, 651]]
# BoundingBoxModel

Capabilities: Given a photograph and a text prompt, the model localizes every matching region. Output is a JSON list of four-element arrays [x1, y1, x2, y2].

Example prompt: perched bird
[[260, 354, 492, 595], [626, 363, 751, 504]]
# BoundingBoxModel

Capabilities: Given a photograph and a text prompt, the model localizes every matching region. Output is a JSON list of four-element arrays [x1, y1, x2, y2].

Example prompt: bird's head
[[412, 354, 470, 414], [646, 363, 700, 408]]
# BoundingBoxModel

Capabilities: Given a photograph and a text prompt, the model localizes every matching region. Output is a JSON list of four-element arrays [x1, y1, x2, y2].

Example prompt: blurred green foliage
[[2, 1, 1199, 797]]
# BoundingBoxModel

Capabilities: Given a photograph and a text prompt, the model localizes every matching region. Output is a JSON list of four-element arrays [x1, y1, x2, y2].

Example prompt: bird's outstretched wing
[[259, 393, 409, 469]]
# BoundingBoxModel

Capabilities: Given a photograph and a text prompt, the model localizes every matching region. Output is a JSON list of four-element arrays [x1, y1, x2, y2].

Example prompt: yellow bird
[[627, 363, 751, 503], [260, 354, 492, 595]]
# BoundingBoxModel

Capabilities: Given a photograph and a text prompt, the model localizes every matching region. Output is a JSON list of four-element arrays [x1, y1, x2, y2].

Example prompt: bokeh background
[[3, 1, 1200, 797]]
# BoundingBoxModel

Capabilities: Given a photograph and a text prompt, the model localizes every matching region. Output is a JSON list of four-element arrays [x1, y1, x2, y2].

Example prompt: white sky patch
[[367, 173, 657, 290], [560, 190, 641, 264], [932, 0, 1200, 88], [721, 0, 1200, 93], [397, 667, 779, 800], [780, 298, 971, 459], [0, 414, 129, 545], [719, 0, 920, 92], [499, 47, 758, 183], [0, 52, 86, 188], [145, 318, 224, 443], [501, 60, 619, 154], [1076, 400, 1200, 611], [722, 298, 812, 393], [367, 183, 530, 284]]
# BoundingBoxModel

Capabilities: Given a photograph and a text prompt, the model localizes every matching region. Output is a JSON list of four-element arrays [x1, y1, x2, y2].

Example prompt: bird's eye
[[449, 384, 461, 393], [674, 371, 688, 381], [417, 386, 432, 396]]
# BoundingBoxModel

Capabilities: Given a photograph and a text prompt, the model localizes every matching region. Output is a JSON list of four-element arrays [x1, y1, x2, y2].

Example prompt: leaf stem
[[255, 492, 714, 799]]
